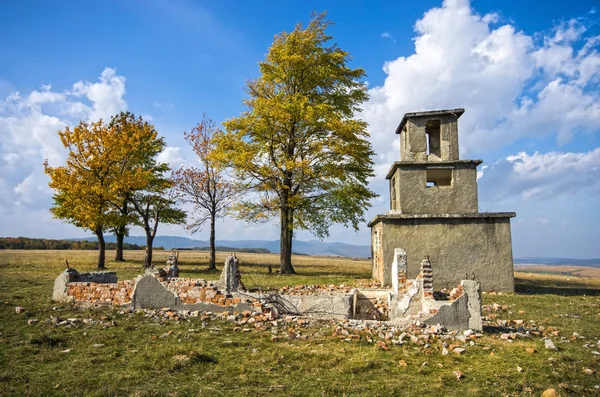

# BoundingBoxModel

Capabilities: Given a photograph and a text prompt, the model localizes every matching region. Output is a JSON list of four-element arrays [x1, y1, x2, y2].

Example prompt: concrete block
[[132, 275, 179, 309]]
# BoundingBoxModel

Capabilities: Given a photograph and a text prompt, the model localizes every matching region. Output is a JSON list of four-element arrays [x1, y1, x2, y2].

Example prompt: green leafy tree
[[214, 13, 376, 274]]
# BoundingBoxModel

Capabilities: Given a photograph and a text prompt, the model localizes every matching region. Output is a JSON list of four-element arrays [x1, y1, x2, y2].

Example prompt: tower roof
[[395, 108, 465, 134]]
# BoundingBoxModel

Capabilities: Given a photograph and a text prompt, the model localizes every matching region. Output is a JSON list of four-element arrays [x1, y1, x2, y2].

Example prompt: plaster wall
[[400, 114, 459, 162], [371, 222, 384, 281], [371, 216, 515, 292], [394, 165, 479, 214]]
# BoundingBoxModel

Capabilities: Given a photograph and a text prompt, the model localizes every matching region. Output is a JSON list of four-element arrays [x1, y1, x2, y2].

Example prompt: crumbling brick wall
[[161, 278, 245, 306], [66, 281, 135, 305], [62, 274, 250, 308]]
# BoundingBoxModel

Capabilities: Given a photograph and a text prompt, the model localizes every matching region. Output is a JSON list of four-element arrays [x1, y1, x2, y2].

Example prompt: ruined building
[[368, 109, 516, 292]]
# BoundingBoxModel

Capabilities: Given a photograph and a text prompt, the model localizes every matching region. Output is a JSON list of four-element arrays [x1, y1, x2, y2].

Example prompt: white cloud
[[157, 146, 186, 170], [362, 0, 600, 165], [479, 148, 600, 201], [0, 68, 128, 237], [354, 0, 600, 254], [70, 68, 127, 121], [381, 32, 396, 43]]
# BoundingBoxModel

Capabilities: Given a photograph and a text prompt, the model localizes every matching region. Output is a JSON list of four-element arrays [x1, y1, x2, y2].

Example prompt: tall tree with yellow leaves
[[44, 116, 165, 270], [214, 13, 377, 274], [107, 112, 167, 262]]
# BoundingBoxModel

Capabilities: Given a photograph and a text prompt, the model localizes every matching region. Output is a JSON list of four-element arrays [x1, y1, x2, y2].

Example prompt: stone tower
[[369, 108, 516, 292]]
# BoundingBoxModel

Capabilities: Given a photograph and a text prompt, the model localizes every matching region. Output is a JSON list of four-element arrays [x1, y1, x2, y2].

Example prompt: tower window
[[425, 119, 441, 158], [391, 177, 397, 209], [426, 169, 452, 187]]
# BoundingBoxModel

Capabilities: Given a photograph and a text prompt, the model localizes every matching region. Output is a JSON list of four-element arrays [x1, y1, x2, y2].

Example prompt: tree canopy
[[214, 13, 377, 274]]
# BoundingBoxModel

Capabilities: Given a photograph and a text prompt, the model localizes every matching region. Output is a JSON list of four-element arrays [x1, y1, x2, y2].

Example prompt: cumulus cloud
[[70, 68, 127, 121], [0, 68, 128, 236], [157, 146, 186, 170], [478, 148, 600, 201], [362, 0, 600, 164]]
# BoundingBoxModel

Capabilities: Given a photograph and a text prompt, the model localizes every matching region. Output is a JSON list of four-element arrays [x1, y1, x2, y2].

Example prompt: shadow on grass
[[515, 277, 600, 296]]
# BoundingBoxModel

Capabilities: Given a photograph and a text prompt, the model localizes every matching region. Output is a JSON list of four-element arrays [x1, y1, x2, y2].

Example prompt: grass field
[[515, 265, 600, 279], [1, 250, 599, 396]]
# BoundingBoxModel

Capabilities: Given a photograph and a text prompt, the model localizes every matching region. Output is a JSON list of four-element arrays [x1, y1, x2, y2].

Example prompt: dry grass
[[516, 265, 600, 279], [1, 250, 600, 396]]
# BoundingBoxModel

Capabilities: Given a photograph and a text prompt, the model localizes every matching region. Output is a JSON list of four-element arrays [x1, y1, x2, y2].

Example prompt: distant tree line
[[179, 246, 271, 254], [0, 237, 164, 251]]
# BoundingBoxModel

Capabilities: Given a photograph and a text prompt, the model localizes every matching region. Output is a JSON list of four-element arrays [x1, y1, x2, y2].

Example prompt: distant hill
[[68, 235, 372, 258]]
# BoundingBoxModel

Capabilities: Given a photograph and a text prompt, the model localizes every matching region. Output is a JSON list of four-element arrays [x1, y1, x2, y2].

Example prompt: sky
[[1, 0, 599, 258]]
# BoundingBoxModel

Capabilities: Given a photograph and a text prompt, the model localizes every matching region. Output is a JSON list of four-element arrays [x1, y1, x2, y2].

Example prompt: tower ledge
[[368, 212, 516, 227], [395, 108, 465, 134], [386, 160, 483, 179]]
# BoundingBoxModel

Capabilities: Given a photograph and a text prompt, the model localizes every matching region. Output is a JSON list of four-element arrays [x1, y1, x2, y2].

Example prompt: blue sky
[[1, 0, 599, 258]]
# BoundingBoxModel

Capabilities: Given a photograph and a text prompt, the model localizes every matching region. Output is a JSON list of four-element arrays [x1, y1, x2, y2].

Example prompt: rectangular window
[[426, 168, 452, 187], [425, 119, 441, 158]]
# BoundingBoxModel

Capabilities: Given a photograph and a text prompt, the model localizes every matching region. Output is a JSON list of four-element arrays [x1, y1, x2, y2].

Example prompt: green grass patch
[[1, 250, 599, 396]]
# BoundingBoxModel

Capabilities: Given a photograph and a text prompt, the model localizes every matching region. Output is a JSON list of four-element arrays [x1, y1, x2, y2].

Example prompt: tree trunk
[[209, 212, 216, 270], [279, 196, 296, 274], [115, 226, 126, 262], [144, 229, 154, 269], [115, 198, 128, 261], [96, 228, 106, 270]]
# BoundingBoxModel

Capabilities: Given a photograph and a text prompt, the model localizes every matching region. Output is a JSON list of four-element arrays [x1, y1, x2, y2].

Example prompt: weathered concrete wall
[[390, 161, 480, 214], [277, 294, 354, 320], [370, 214, 515, 292], [400, 113, 460, 162], [424, 280, 482, 331], [371, 222, 384, 281]]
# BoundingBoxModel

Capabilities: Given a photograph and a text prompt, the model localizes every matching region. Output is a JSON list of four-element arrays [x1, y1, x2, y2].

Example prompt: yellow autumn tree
[[44, 116, 165, 270], [214, 13, 377, 274]]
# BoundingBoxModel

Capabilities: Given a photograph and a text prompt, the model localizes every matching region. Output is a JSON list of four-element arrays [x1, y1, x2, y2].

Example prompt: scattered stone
[[545, 339, 558, 351], [525, 347, 536, 354], [540, 388, 559, 397], [453, 348, 466, 355], [398, 360, 408, 367], [27, 319, 38, 325], [517, 366, 524, 373], [15, 306, 25, 314], [583, 368, 594, 375], [92, 344, 105, 348], [454, 370, 464, 380], [442, 348, 449, 356]]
